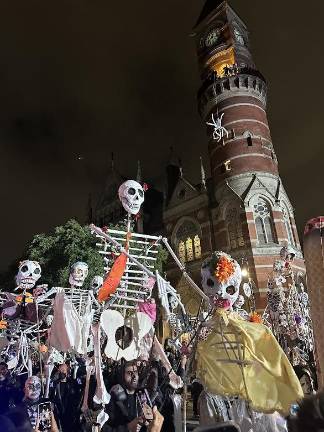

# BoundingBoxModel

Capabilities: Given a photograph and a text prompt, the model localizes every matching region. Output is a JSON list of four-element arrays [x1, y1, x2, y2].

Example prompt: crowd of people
[[0, 344, 185, 432]]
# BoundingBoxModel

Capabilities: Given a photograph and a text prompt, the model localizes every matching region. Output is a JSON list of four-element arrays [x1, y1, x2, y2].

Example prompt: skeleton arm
[[161, 237, 209, 302]]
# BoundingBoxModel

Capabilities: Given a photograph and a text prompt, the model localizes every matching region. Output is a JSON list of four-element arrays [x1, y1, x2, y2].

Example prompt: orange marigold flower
[[249, 312, 262, 323], [215, 256, 235, 283]]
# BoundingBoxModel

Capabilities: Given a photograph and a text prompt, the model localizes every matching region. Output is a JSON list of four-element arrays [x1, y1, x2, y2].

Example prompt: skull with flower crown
[[201, 251, 242, 309]]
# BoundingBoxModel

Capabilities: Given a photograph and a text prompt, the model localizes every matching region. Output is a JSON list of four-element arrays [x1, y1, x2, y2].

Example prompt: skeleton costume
[[197, 252, 302, 431], [49, 262, 94, 355]]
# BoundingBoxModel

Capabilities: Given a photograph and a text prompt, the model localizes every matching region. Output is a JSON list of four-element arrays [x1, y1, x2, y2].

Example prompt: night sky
[[0, 0, 323, 271]]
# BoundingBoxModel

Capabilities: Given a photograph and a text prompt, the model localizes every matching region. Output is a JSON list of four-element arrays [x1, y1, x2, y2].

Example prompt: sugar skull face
[[24, 376, 41, 401], [201, 251, 242, 309], [16, 260, 41, 290], [118, 180, 144, 215], [91, 275, 103, 294], [69, 262, 88, 287]]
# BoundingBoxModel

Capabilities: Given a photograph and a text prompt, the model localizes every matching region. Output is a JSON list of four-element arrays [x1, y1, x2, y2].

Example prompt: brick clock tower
[[192, 0, 305, 308]]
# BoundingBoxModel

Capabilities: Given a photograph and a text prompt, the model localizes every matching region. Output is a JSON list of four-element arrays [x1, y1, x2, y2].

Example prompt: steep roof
[[194, 0, 225, 28]]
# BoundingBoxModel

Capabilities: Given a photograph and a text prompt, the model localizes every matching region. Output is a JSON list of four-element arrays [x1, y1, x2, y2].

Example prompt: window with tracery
[[175, 220, 202, 263], [253, 198, 276, 244], [227, 208, 245, 249], [281, 204, 295, 246]]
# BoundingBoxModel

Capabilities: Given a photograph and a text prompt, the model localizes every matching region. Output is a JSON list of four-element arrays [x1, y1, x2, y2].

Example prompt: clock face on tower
[[205, 30, 219, 47]]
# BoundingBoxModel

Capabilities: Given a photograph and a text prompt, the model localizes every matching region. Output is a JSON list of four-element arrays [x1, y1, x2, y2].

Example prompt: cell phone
[[137, 389, 153, 422], [37, 401, 52, 431], [193, 422, 241, 432]]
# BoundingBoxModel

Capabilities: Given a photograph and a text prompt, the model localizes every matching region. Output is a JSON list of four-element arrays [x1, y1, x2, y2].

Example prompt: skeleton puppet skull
[[118, 180, 144, 215], [201, 251, 242, 309], [16, 260, 41, 290], [91, 275, 103, 294], [69, 261, 89, 287]]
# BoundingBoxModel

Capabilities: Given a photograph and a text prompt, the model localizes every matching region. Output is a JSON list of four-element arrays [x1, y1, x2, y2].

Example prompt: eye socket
[[138, 189, 144, 197], [93, 283, 99, 288], [34, 268, 40, 274], [226, 285, 236, 295], [207, 278, 215, 287], [128, 188, 136, 195], [21, 265, 28, 273]]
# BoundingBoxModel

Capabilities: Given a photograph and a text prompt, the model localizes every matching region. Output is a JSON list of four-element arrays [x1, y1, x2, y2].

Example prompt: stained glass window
[[194, 235, 202, 259], [175, 220, 202, 263], [253, 198, 277, 244], [185, 238, 194, 262], [178, 241, 186, 263], [281, 204, 295, 246]]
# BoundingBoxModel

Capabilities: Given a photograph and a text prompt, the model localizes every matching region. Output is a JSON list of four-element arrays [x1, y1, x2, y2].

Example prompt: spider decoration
[[206, 113, 229, 142]]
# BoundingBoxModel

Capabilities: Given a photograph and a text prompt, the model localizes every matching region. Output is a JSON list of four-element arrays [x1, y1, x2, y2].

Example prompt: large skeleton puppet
[[0, 260, 52, 377], [90, 179, 187, 387], [195, 251, 303, 431], [0, 260, 45, 323]]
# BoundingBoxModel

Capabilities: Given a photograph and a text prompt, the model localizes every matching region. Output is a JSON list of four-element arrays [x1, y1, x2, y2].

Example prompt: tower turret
[[193, 0, 304, 308]]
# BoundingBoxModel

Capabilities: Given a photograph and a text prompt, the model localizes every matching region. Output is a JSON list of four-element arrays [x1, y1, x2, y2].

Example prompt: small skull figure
[[69, 261, 89, 287], [16, 260, 41, 290], [91, 275, 103, 295], [168, 293, 179, 311], [201, 251, 242, 309], [118, 180, 144, 215]]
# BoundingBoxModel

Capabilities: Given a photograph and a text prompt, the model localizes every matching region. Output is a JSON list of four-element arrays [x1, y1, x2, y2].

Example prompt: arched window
[[253, 198, 276, 244], [281, 203, 296, 246], [227, 207, 245, 249], [174, 220, 202, 263]]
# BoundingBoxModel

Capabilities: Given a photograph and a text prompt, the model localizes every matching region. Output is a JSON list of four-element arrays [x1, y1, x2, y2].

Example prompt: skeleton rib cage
[[95, 228, 162, 312]]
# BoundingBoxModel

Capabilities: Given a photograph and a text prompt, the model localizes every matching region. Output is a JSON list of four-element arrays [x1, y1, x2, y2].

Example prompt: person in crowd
[[287, 390, 324, 432], [8, 375, 59, 432], [104, 360, 152, 431], [49, 362, 81, 432], [0, 362, 23, 414], [191, 376, 203, 418]]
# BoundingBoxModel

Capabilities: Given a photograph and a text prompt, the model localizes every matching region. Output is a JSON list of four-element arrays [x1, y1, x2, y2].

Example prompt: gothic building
[[95, 0, 305, 312]]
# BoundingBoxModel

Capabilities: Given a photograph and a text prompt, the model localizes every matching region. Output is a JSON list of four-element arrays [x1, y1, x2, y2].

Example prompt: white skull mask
[[91, 275, 103, 294], [168, 294, 179, 311], [16, 260, 41, 290], [46, 315, 54, 327], [69, 261, 89, 287], [201, 251, 242, 308], [118, 180, 144, 215]]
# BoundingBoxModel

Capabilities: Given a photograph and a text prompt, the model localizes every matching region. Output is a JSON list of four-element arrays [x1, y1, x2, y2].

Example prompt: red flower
[[143, 183, 149, 192]]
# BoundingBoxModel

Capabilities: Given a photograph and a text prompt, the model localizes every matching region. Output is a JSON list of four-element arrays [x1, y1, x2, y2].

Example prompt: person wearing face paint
[[49, 363, 80, 432], [11, 375, 58, 432], [0, 362, 23, 415]]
